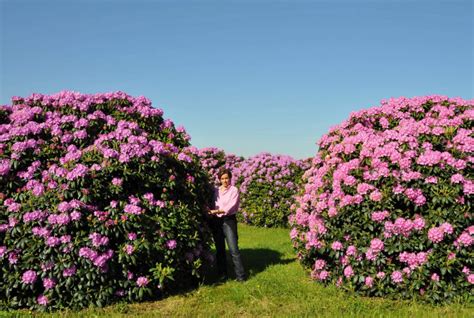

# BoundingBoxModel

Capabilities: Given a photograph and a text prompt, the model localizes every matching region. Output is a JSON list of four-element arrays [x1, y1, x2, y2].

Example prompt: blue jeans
[[210, 215, 246, 280]]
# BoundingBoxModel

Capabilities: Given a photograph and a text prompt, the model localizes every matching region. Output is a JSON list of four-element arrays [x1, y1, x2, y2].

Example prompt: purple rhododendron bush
[[234, 153, 309, 227], [290, 96, 473, 303], [197, 147, 244, 185], [0, 92, 214, 310]]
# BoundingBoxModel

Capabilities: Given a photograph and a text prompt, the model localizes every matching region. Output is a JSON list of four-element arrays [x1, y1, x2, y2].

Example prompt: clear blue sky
[[1, 0, 472, 159]]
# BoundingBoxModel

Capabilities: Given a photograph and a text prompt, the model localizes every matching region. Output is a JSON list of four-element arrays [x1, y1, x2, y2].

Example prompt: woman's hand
[[209, 209, 225, 215]]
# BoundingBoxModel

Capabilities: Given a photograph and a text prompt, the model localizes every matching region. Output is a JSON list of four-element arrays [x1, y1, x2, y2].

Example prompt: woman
[[209, 168, 246, 282]]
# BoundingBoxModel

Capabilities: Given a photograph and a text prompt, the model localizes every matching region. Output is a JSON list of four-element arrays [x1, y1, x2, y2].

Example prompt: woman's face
[[220, 173, 230, 188]]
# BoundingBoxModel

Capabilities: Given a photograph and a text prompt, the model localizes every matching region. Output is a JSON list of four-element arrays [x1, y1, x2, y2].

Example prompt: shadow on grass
[[201, 248, 295, 286]]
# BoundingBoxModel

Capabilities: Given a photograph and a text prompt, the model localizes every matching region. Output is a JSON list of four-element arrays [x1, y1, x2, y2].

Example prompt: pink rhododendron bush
[[0, 92, 214, 310], [234, 153, 308, 227], [197, 147, 244, 185], [290, 96, 473, 303]]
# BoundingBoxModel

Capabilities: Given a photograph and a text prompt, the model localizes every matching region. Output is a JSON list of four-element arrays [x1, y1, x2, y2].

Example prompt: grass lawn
[[2, 224, 472, 317]]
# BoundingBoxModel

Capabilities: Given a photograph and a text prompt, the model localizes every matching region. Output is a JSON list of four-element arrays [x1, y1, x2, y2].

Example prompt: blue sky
[[1, 0, 472, 159]]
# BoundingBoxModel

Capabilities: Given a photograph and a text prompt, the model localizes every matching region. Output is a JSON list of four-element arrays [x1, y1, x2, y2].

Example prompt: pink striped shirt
[[213, 185, 240, 217]]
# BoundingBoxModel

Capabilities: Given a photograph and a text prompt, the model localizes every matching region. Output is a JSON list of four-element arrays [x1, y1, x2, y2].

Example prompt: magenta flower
[[331, 241, 343, 251], [37, 295, 49, 306], [319, 270, 329, 281], [0, 246, 6, 258], [124, 244, 134, 255], [346, 245, 357, 256], [112, 177, 123, 186], [136, 276, 149, 287], [46, 236, 61, 247], [391, 271, 403, 284], [456, 232, 473, 247], [370, 238, 384, 253], [428, 227, 444, 243], [371, 210, 389, 223], [63, 266, 76, 277], [343, 266, 354, 278], [440, 222, 454, 235], [365, 276, 374, 287], [43, 278, 56, 290], [166, 240, 177, 250], [22, 270, 37, 284], [314, 259, 326, 270], [450, 174, 464, 184], [413, 217, 425, 230], [124, 204, 142, 215], [369, 190, 382, 202], [468, 274, 474, 284]]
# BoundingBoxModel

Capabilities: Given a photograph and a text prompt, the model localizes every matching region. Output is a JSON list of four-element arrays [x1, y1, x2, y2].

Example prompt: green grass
[[2, 224, 473, 317]]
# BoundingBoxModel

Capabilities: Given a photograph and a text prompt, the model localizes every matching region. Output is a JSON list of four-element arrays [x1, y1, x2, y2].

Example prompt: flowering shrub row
[[0, 91, 214, 310], [233, 153, 309, 227], [290, 96, 473, 302]]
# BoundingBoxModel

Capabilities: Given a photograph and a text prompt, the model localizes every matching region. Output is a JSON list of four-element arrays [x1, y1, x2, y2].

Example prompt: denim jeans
[[210, 215, 246, 280]]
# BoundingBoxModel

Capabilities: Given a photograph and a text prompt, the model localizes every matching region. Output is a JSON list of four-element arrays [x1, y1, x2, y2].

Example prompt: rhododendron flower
[[371, 210, 389, 223], [37, 295, 49, 306], [319, 270, 330, 280], [43, 278, 56, 290], [369, 190, 382, 202], [455, 232, 473, 247], [413, 217, 425, 230], [22, 270, 37, 284], [450, 174, 464, 184], [136, 276, 149, 287], [63, 266, 77, 277], [346, 245, 357, 256], [331, 241, 343, 251], [314, 259, 326, 270], [0, 246, 6, 258], [391, 271, 403, 284], [428, 227, 444, 243], [166, 240, 177, 250], [370, 238, 384, 252], [440, 222, 453, 235], [112, 178, 123, 186], [343, 266, 354, 278], [468, 274, 474, 284]]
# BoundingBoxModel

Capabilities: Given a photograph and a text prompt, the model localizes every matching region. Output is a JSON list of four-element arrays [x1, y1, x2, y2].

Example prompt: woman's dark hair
[[218, 168, 232, 180]]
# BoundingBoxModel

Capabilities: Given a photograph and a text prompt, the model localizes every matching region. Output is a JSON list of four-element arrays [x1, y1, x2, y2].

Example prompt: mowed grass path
[[4, 224, 473, 317]]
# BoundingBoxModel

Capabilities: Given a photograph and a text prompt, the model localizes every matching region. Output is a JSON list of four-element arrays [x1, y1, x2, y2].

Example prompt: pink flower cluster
[[454, 226, 474, 248], [383, 216, 425, 238], [371, 210, 390, 223], [427, 222, 454, 244], [399, 251, 428, 269]]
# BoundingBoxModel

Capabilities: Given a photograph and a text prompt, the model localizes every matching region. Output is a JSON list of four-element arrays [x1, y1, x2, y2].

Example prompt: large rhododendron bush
[[290, 96, 473, 302], [0, 92, 214, 310], [234, 153, 309, 227]]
